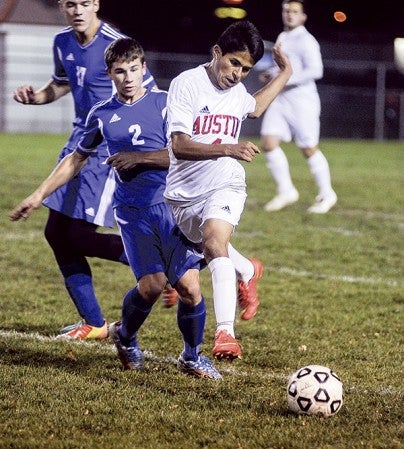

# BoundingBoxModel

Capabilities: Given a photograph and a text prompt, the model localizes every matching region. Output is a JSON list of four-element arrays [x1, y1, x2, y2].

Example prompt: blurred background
[[0, 0, 403, 139], [98, 0, 403, 53]]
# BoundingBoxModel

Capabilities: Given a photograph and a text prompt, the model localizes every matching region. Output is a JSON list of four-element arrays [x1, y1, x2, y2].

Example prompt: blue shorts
[[43, 127, 116, 228], [115, 203, 205, 284]]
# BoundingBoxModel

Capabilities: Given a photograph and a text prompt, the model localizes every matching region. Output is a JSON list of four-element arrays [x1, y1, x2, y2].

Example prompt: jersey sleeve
[[77, 106, 104, 154], [167, 75, 195, 137], [286, 35, 323, 86], [51, 37, 69, 85], [142, 67, 157, 89]]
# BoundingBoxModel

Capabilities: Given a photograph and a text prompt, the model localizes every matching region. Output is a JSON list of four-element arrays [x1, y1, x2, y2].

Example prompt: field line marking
[[268, 266, 400, 287], [0, 328, 262, 377], [0, 329, 402, 397], [2, 230, 43, 240], [335, 208, 404, 222], [3, 228, 121, 241]]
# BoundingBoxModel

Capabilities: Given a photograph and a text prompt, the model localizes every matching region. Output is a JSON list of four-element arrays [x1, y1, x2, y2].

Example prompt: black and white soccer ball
[[286, 365, 344, 416]]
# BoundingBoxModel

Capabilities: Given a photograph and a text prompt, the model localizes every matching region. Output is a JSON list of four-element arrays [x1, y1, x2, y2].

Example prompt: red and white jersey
[[164, 64, 256, 205]]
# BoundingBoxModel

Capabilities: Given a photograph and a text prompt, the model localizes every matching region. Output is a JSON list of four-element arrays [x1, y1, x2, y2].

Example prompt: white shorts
[[170, 188, 247, 244], [260, 91, 321, 148]]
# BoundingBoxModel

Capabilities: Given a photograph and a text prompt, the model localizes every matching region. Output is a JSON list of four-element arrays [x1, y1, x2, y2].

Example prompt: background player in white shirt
[[260, 0, 337, 213], [164, 20, 292, 361]]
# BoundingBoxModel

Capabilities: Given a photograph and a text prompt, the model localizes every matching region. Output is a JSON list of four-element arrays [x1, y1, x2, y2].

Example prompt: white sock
[[265, 146, 295, 194], [306, 150, 334, 197], [208, 257, 236, 337], [228, 243, 254, 282]]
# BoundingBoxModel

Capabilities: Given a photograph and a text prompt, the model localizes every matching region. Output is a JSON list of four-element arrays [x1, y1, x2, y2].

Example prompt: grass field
[[0, 134, 403, 449]]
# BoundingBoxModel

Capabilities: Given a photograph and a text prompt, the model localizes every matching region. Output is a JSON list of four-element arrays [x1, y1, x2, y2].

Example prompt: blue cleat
[[109, 321, 144, 370], [177, 353, 222, 380]]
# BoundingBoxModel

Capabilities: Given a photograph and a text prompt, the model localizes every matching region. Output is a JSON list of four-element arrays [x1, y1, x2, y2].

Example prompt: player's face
[[59, 0, 99, 34], [108, 58, 147, 103], [209, 46, 254, 90], [282, 2, 306, 30]]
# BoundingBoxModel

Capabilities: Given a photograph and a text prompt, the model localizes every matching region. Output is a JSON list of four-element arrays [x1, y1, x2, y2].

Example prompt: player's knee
[[175, 272, 202, 305], [138, 274, 166, 303], [203, 237, 227, 262]]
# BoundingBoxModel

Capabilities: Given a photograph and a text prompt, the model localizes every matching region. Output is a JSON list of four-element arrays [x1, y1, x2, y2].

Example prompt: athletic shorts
[[114, 202, 205, 284], [42, 127, 116, 228], [260, 91, 321, 148], [170, 188, 247, 244]]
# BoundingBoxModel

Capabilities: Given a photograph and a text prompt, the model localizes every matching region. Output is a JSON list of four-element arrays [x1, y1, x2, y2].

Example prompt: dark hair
[[216, 20, 264, 64], [104, 38, 145, 70]]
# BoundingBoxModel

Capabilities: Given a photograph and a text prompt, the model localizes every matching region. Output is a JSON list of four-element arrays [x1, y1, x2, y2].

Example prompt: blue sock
[[61, 263, 104, 327], [177, 297, 206, 361], [119, 286, 153, 346]]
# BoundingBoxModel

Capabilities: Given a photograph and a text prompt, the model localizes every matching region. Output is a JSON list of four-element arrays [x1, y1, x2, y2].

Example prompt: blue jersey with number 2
[[78, 89, 168, 208]]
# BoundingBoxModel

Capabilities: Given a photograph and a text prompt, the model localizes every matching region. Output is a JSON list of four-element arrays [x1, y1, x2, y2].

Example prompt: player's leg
[[44, 209, 108, 339], [304, 147, 337, 213], [228, 243, 264, 321], [205, 189, 263, 322], [204, 218, 242, 361], [171, 198, 242, 361], [110, 273, 165, 371], [261, 106, 299, 211], [110, 204, 168, 369], [175, 269, 222, 380], [156, 202, 222, 373], [163, 218, 220, 379], [57, 213, 126, 263], [296, 94, 337, 214]]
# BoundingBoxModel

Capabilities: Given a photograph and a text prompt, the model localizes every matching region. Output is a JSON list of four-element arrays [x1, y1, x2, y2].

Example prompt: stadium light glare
[[333, 11, 347, 23], [214, 7, 247, 19], [394, 37, 404, 74]]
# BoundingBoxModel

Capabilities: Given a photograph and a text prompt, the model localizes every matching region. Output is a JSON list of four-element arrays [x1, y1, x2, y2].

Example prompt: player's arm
[[171, 132, 259, 163], [287, 43, 323, 86], [249, 44, 293, 118], [13, 79, 71, 105], [107, 149, 170, 171], [9, 151, 88, 221]]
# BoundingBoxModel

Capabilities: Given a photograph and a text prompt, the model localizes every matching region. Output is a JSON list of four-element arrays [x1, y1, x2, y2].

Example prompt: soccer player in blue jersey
[[12, 0, 177, 340], [10, 38, 222, 380]]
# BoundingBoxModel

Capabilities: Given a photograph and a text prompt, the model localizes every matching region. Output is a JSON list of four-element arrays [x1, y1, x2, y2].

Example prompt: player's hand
[[272, 44, 292, 74], [13, 85, 36, 104], [228, 141, 260, 162], [107, 152, 138, 170], [9, 193, 43, 221]]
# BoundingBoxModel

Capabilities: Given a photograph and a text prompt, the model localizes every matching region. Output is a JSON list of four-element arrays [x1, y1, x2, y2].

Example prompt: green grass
[[0, 134, 403, 449]]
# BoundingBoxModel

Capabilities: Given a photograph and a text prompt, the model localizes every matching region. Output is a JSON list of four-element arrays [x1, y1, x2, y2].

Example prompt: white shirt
[[268, 25, 323, 94], [260, 25, 323, 146], [164, 64, 256, 205]]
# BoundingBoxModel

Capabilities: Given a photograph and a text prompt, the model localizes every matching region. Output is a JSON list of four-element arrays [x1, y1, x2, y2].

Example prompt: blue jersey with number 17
[[77, 89, 168, 208], [52, 21, 155, 132], [43, 21, 157, 227]]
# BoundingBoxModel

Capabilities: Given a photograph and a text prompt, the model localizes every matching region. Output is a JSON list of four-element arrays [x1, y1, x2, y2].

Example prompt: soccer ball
[[286, 365, 344, 416]]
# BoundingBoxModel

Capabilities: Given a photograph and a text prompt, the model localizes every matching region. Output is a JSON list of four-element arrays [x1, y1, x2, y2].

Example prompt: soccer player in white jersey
[[164, 20, 292, 361], [260, 0, 337, 213], [10, 38, 222, 380], [12, 0, 177, 340]]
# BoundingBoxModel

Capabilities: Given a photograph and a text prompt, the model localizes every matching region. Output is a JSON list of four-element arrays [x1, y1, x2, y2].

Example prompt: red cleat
[[162, 284, 179, 308], [238, 258, 264, 321], [212, 330, 242, 361], [57, 320, 108, 340]]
